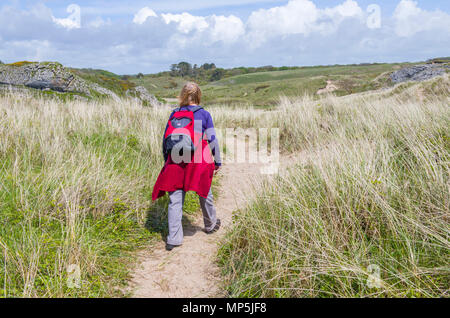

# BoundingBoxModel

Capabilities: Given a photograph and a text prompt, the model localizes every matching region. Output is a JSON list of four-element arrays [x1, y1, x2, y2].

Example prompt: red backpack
[[163, 106, 203, 160]]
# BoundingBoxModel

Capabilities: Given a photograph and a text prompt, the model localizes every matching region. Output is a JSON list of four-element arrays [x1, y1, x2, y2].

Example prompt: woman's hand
[[214, 165, 221, 175]]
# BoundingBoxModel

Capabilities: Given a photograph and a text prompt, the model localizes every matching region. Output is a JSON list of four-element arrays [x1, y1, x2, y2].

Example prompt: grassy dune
[[218, 76, 450, 297], [0, 71, 448, 298], [0, 94, 211, 297]]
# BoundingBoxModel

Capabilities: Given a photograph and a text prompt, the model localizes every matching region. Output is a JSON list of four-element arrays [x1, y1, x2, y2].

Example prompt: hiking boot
[[206, 219, 221, 234], [165, 243, 181, 251]]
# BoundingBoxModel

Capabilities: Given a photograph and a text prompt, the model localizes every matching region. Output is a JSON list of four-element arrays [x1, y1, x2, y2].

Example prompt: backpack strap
[[175, 106, 203, 113], [191, 106, 203, 113]]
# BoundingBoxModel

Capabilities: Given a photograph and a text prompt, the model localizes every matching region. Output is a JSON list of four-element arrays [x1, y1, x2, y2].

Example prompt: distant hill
[[129, 59, 450, 107], [2, 58, 448, 107], [130, 63, 406, 107]]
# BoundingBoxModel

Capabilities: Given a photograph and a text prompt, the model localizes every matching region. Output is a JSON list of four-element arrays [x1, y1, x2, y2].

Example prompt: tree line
[[153, 62, 299, 84], [169, 62, 225, 82]]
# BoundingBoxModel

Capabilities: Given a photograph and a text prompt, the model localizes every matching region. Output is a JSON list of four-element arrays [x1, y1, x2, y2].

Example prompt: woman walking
[[152, 82, 222, 251]]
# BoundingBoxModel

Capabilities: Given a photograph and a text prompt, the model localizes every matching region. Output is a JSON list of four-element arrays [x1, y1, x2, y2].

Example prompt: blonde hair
[[179, 82, 202, 107]]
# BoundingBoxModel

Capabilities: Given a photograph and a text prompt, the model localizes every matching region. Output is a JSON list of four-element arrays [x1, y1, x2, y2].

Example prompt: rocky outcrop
[[390, 64, 449, 83], [0, 62, 93, 94], [90, 82, 120, 102], [0, 62, 159, 105], [126, 85, 160, 106]]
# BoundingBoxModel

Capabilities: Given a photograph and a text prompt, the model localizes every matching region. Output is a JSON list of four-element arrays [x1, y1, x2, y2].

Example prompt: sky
[[0, 0, 449, 74]]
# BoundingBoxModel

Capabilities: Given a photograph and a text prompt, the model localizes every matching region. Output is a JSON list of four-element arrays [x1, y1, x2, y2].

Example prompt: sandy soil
[[129, 155, 275, 298], [316, 80, 339, 95]]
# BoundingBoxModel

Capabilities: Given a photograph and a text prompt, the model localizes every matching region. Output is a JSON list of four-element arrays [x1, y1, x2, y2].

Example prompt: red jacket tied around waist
[[152, 106, 220, 200]]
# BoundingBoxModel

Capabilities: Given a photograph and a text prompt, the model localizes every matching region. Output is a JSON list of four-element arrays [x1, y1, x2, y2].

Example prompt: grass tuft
[[218, 76, 450, 298]]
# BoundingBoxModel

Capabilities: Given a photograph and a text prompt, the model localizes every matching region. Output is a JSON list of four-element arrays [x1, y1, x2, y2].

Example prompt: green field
[[7, 60, 439, 108], [6, 59, 442, 108], [131, 63, 413, 107]]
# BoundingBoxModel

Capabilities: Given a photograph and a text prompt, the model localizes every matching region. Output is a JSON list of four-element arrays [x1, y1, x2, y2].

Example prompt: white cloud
[[393, 0, 450, 37], [327, 0, 363, 17], [160, 12, 244, 44], [81, 0, 286, 16], [133, 7, 158, 25], [161, 13, 244, 48], [87, 17, 110, 28], [247, 0, 319, 37], [209, 15, 245, 43], [246, 0, 364, 46], [0, 1, 449, 74], [162, 12, 209, 33]]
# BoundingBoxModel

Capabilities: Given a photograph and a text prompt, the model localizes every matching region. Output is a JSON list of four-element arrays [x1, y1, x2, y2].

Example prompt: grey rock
[[1, 62, 161, 105], [0, 62, 118, 100], [26, 80, 65, 92], [90, 82, 120, 102], [127, 85, 160, 106], [390, 64, 449, 83], [0, 62, 79, 92]]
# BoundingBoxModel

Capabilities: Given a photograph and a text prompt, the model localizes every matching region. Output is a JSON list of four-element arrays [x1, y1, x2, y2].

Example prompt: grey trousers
[[167, 189, 217, 246]]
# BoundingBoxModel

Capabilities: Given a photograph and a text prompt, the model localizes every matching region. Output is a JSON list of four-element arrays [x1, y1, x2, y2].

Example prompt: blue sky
[[19, 0, 450, 19], [1, 0, 449, 74]]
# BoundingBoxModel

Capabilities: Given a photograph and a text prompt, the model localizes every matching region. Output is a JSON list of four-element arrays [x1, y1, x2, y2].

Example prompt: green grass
[[0, 91, 225, 297], [211, 64, 396, 85], [218, 76, 450, 297], [1, 60, 439, 107], [1, 61, 447, 298], [131, 62, 411, 107], [202, 63, 409, 107], [0, 94, 171, 297], [130, 75, 187, 100], [69, 68, 136, 97]]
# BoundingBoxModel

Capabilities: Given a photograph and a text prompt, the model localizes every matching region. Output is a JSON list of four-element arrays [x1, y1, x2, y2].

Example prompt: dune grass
[[218, 76, 450, 297], [0, 93, 213, 297], [0, 73, 448, 298]]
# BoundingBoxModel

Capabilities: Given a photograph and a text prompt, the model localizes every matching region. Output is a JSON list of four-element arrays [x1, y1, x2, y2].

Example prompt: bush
[[6, 61, 35, 67]]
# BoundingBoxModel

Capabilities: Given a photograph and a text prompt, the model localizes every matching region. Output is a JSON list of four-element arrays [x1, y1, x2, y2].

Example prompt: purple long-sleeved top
[[163, 105, 222, 166]]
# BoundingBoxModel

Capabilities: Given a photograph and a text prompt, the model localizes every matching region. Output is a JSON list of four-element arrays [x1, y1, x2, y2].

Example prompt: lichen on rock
[[0, 61, 160, 105]]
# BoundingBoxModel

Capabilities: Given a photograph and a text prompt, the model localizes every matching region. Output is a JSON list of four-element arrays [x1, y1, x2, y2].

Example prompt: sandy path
[[130, 158, 271, 298]]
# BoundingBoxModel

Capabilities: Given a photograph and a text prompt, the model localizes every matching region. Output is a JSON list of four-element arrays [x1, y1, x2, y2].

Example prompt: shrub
[[6, 61, 36, 67]]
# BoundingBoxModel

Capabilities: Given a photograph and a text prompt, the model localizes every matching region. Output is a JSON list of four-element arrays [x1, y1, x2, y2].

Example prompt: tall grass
[[0, 93, 173, 297], [218, 77, 450, 297], [1, 74, 448, 298], [0, 91, 244, 297]]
